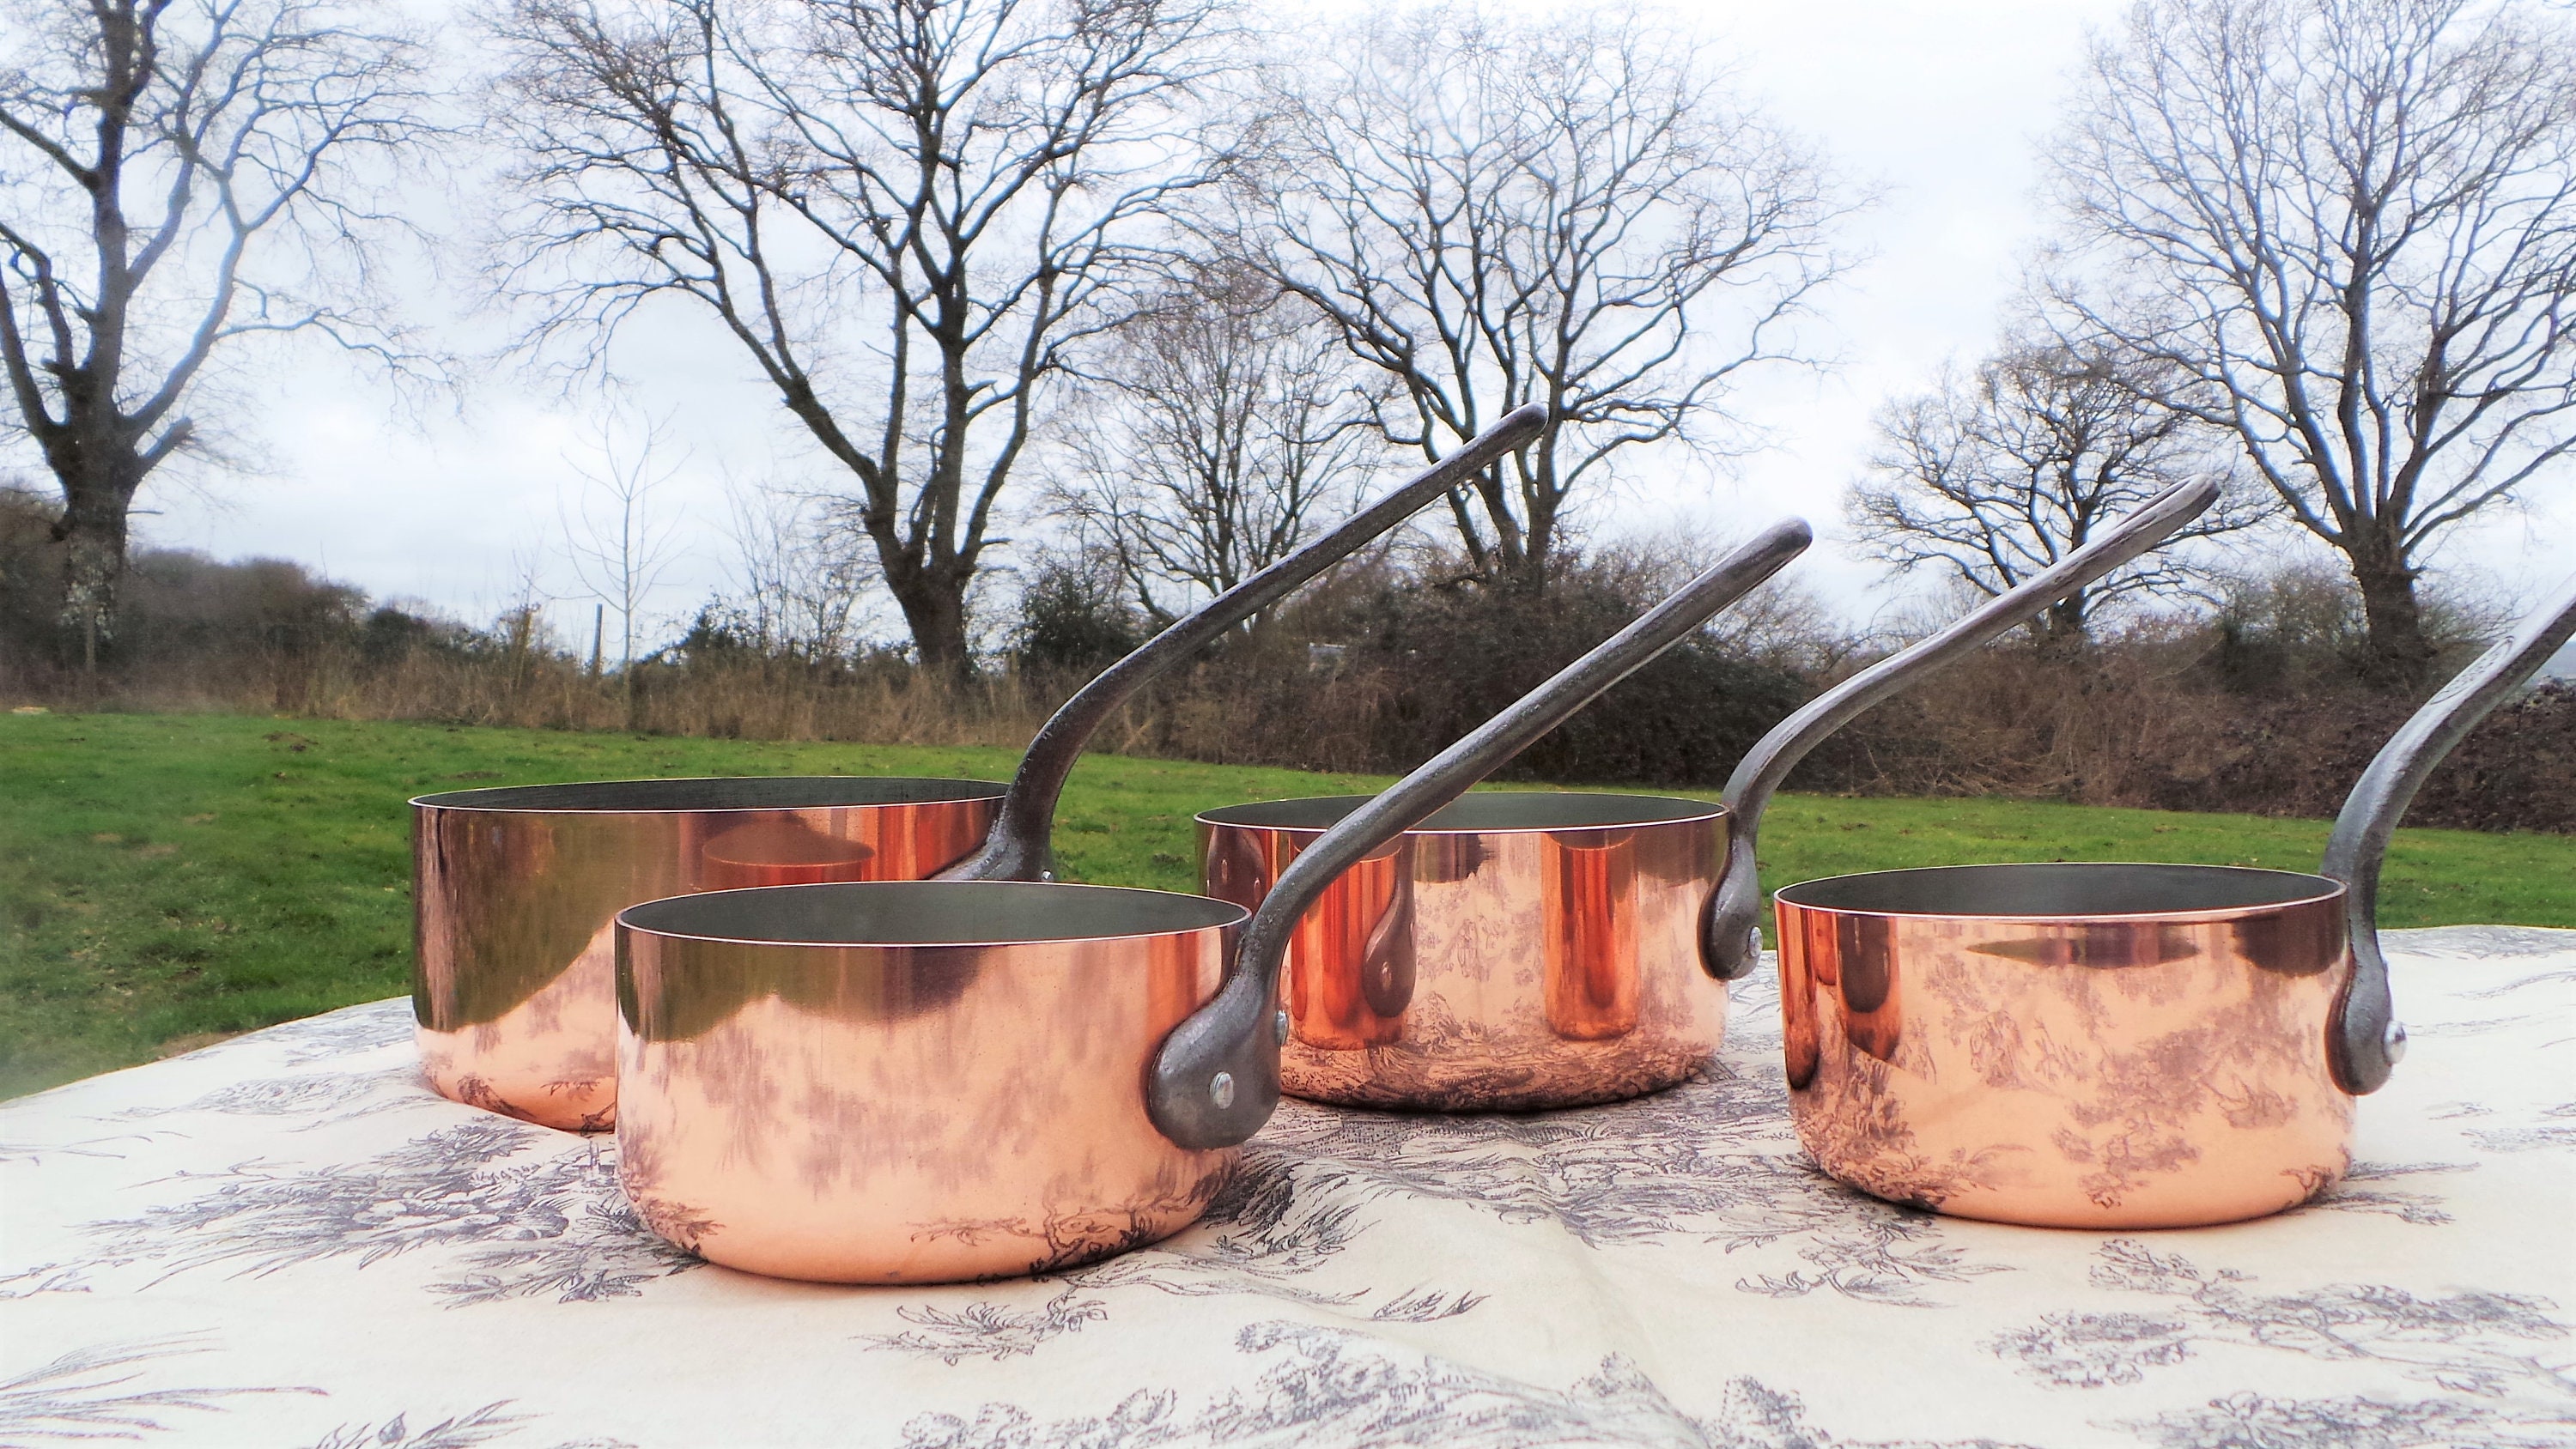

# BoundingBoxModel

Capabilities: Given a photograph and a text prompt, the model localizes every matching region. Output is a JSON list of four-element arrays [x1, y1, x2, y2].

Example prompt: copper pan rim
[[1196, 790, 1727, 835], [410, 774, 1010, 814], [616, 879, 1250, 949], [1771, 861, 2345, 925]]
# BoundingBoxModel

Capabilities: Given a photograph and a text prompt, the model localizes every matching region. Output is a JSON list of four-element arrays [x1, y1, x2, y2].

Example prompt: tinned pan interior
[[1773, 861, 2342, 921], [613, 881, 1244, 1282], [1197, 790, 1724, 834], [617, 879, 1247, 951], [616, 881, 1247, 1042], [411, 774, 1007, 812]]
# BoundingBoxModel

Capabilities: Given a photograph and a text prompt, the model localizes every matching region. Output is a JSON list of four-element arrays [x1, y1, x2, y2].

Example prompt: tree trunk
[[2036, 591, 2090, 654], [885, 565, 974, 680], [1501, 548, 1552, 586], [52, 489, 134, 673], [2348, 535, 2433, 690], [1468, 460, 1528, 578]]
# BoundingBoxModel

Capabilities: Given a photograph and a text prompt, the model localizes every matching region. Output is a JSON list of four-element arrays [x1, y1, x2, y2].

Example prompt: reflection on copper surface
[[697, 820, 873, 889], [418, 919, 617, 1131], [615, 894, 1236, 1283], [1200, 803, 1724, 1110], [1285, 842, 1412, 1049], [1542, 829, 1639, 1040], [1775, 890, 2354, 1228], [1778, 904, 1819, 1091], [414, 793, 997, 1131], [1834, 912, 1901, 1064]]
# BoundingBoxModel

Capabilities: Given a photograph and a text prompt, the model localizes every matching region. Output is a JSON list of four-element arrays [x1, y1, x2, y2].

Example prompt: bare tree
[[559, 418, 683, 721], [1049, 264, 1370, 627], [489, 0, 1236, 676], [1223, 2, 1850, 579], [1850, 340, 2274, 646], [0, 0, 434, 668], [2048, 0, 2576, 685], [488, 543, 558, 698], [717, 476, 872, 662]]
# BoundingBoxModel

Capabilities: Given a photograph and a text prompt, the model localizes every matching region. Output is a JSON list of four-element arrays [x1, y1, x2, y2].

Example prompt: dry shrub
[[9, 629, 1059, 749], [1814, 631, 2576, 834], [1811, 639, 2220, 799], [5, 517, 2568, 834]]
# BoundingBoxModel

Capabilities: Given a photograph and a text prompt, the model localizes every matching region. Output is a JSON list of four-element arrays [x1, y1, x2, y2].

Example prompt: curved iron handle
[[943, 403, 1549, 883], [1700, 475, 2224, 980], [1146, 518, 1817, 1149], [2321, 574, 2576, 1094]]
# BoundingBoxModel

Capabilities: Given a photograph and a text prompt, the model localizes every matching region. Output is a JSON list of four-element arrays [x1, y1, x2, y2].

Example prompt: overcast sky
[[102, 0, 2576, 649]]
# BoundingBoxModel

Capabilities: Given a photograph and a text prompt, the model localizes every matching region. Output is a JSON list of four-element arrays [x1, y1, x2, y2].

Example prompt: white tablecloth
[[3, 927, 2572, 1448]]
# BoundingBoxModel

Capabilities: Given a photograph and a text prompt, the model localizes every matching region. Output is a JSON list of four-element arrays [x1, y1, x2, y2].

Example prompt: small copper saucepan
[[1713, 577, 2576, 1229], [1197, 476, 2225, 1111], [411, 406, 1547, 1130], [611, 523, 1817, 1283]]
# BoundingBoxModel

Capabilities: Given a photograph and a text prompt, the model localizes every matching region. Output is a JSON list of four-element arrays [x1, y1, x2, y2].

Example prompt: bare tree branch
[[2045, 0, 2576, 686], [1213, 2, 1856, 579], [558, 412, 687, 724], [1850, 336, 2277, 646], [707, 474, 874, 663], [0, 0, 438, 665], [1046, 261, 1372, 627], [487, 0, 1241, 674]]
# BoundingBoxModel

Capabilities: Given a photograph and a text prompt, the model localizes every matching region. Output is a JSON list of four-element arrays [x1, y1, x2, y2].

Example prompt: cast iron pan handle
[[1699, 475, 2225, 980], [2321, 574, 2576, 1095], [1147, 518, 1817, 1149], [943, 403, 1549, 883]]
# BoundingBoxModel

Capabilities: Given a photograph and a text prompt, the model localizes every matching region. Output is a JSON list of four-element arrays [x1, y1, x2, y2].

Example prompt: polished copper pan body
[[1198, 792, 1727, 1110], [412, 779, 1002, 1131], [1772, 863, 2354, 1229], [615, 882, 1239, 1283]]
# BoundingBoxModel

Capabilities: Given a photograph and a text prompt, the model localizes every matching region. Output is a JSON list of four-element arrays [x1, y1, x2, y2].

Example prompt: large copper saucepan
[[1196, 476, 2224, 1111], [1724, 576, 2576, 1228], [411, 406, 1547, 1130], [611, 523, 1816, 1283]]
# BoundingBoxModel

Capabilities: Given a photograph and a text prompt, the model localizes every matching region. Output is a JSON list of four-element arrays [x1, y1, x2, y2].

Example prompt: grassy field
[[4, 710, 2571, 1099]]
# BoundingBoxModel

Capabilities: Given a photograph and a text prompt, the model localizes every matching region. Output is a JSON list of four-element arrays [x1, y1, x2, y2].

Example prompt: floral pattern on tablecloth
[[2, 927, 2570, 1447]]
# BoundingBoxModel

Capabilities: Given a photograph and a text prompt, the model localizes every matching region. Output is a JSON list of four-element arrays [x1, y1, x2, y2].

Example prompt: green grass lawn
[[3, 711, 2569, 1100]]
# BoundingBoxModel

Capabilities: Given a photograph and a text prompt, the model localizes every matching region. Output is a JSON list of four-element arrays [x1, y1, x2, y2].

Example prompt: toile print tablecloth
[[3, 926, 2573, 1449]]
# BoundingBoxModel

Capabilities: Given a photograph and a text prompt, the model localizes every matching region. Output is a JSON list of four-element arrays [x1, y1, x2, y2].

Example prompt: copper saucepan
[[1195, 476, 2225, 1111], [611, 523, 1816, 1283], [410, 406, 1547, 1130], [1716, 576, 2576, 1228]]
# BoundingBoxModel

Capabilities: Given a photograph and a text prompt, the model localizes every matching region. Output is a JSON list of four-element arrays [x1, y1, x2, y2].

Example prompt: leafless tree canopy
[[489, 0, 1237, 675], [557, 416, 684, 721], [1223, 2, 1850, 579], [714, 480, 874, 665], [1049, 264, 1370, 627], [2048, 0, 2576, 684], [0, 0, 433, 664], [1851, 341, 2275, 645]]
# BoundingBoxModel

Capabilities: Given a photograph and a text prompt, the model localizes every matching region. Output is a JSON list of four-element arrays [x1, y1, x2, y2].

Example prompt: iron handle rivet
[[2385, 1021, 2408, 1065], [1209, 1072, 1236, 1109]]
